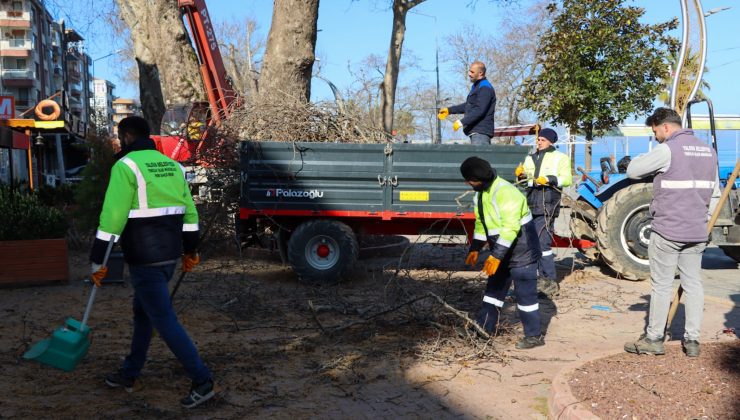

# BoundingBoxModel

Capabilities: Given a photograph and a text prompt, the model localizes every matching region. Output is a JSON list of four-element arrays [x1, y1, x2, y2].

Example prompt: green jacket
[[472, 177, 539, 266], [523, 146, 571, 216], [90, 138, 198, 265]]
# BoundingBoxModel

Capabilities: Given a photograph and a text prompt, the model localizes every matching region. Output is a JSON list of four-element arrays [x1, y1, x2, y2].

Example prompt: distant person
[[438, 61, 497, 145], [515, 128, 571, 298], [460, 156, 544, 349], [89, 116, 214, 408], [623, 107, 719, 358]]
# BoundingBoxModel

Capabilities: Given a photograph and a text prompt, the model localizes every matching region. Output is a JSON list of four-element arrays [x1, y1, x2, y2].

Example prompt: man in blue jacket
[[438, 61, 496, 145]]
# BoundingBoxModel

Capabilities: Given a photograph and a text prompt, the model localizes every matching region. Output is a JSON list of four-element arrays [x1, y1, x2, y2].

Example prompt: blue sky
[[87, 0, 739, 117]]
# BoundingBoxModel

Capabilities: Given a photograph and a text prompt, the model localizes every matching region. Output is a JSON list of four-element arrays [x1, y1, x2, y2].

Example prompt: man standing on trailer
[[461, 156, 544, 348], [515, 128, 571, 298], [438, 61, 497, 145], [623, 107, 719, 357]]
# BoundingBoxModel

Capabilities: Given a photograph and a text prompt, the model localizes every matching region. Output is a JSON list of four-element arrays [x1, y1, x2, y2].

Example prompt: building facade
[[112, 97, 140, 136], [0, 0, 91, 187], [91, 78, 115, 135]]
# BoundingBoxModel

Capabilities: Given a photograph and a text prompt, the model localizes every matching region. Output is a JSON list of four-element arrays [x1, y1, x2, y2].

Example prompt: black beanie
[[460, 156, 497, 182], [539, 128, 558, 143]]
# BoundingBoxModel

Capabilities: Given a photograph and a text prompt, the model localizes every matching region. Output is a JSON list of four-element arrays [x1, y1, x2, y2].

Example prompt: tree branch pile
[[219, 95, 388, 143]]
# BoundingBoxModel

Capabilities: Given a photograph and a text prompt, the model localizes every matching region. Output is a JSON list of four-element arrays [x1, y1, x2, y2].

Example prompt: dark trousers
[[476, 261, 541, 337], [121, 264, 211, 384], [533, 214, 556, 280]]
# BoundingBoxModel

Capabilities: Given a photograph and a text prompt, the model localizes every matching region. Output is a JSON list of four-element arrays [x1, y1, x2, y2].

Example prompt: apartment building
[[0, 0, 91, 186], [111, 97, 140, 136], [91, 78, 115, 135]]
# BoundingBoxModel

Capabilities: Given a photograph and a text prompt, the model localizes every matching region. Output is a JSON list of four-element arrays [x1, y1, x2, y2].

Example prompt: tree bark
[[115, 0, 204, 133], [260, 0, 320, 103], [380, 0, 425, 138]]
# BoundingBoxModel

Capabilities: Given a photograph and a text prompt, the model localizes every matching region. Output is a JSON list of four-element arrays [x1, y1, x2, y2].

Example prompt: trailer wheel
[[287, 220, 358, 284], [569, 200, 600, 262], [720, 246, 740, 263], [596, 183, 652, 281]]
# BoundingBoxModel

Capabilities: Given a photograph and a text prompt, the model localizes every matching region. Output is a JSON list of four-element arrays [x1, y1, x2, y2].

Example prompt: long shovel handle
[[664, 159, 740, 340], [170, 271, 187, 300], [80, 237, 117, 330]]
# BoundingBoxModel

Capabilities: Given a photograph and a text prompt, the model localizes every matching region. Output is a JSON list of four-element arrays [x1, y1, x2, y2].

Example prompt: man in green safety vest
[[89, 116, 214, 408], [516, 128, 571, 298], [461, 156, 545, 349]]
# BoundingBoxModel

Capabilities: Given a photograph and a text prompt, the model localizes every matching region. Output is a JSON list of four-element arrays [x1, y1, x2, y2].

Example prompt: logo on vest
[[682, 145, 713, 157], [265, 188, 325, 199]]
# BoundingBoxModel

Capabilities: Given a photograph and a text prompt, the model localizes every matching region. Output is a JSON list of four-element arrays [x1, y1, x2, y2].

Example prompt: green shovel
[[23, 237, 117, 371]]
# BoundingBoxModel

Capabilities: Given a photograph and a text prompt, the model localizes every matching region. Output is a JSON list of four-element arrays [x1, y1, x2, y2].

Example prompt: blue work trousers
[[533, 214, 556, 280], [121, 264, 211, 384], [476, 261, 541, 337]]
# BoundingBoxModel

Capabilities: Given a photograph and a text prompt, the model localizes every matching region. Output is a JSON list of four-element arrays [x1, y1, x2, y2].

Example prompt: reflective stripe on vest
[[121, 157, 148, 209]]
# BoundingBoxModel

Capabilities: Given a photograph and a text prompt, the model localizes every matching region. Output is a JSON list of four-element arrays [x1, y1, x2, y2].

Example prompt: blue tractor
[[569, 100, 740, 280]]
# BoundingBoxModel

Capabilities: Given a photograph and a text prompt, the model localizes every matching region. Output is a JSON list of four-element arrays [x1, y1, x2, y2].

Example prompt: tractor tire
[[287, 220, 358, 285], [720, 246, 740, 263], [596, 183, 653, 281], [569, 202, 600, 262]]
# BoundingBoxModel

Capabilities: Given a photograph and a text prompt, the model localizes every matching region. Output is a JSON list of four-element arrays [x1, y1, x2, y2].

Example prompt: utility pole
[[435, 48, 441, 144]]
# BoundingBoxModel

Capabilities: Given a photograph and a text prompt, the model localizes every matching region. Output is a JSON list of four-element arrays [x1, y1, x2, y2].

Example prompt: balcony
[[0, 38, 32, 49], [1, 69, 33, 78], [0, 10, 31, 27]]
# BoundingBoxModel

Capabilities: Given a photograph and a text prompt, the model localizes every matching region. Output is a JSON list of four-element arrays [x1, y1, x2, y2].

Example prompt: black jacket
[[448, 78, 496, 136]]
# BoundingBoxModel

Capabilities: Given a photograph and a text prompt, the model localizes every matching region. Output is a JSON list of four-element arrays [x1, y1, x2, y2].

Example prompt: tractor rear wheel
[[596, 183, 653, 280], [287, 220, 358, 285]]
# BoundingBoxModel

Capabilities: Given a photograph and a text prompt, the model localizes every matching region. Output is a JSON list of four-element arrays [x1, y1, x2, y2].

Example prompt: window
[[12, 1, 23, 11], [16, 59, 26, 69]]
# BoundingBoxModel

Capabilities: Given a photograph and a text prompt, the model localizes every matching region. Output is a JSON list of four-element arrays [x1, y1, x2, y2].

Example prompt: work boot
[[683, 340, 700, 357], [515, 335, 545, 349], [537, 277, 560, 299], [105, 370, 136, 393], [624, 334, 665, 355], [180, 379, 215, 409]]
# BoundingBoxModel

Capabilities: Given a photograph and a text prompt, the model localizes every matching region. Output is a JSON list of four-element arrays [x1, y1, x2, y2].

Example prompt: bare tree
[[260, 0, 320, 103], [379, 0, 426, 138], [216, 16, 265, 98], [444, 2, 549, 127], [114, 0, 204, 133]]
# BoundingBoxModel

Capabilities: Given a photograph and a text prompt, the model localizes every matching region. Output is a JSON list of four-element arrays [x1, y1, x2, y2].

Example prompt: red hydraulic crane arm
[[179, 0, 236, 123]]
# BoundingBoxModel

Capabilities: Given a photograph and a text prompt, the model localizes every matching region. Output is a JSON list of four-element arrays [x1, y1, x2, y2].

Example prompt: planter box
[[0, 239, 69, 286]]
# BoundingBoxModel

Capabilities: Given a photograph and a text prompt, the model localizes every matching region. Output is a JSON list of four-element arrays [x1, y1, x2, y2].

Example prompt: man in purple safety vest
[[623, 107, 720, 358]]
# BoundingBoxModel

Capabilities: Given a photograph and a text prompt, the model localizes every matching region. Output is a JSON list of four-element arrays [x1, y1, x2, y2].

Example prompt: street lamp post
[[410, 10, 442, 144]]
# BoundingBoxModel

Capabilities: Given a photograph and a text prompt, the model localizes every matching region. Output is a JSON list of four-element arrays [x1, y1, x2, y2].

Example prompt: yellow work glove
[[453, 120, 463, 132], [482, 255, 501, 277], [182, 253, 200, 272], [514, 164, 525, 178], [465, 251, 479, 266], [535, 176, 549, 186], [90, 264, 108, 287], [437, 108, 449, 120]]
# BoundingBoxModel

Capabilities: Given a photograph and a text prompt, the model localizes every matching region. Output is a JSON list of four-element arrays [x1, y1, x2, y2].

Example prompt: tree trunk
[[115, 0, 204, 132], [136, 59, 166, 134], [260, 0, 319, 103], [380, 0, 425, 138]]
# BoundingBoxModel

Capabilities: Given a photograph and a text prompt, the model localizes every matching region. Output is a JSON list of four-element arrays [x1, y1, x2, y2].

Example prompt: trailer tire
[[287, 220, 358, 284], [720, 246, 740, 263], [569, 201, 600, 262], [596, 183, 652, 281]]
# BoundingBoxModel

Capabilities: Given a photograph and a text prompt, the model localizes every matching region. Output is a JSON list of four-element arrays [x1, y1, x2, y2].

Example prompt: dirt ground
[[1, 241, 738, 419]]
